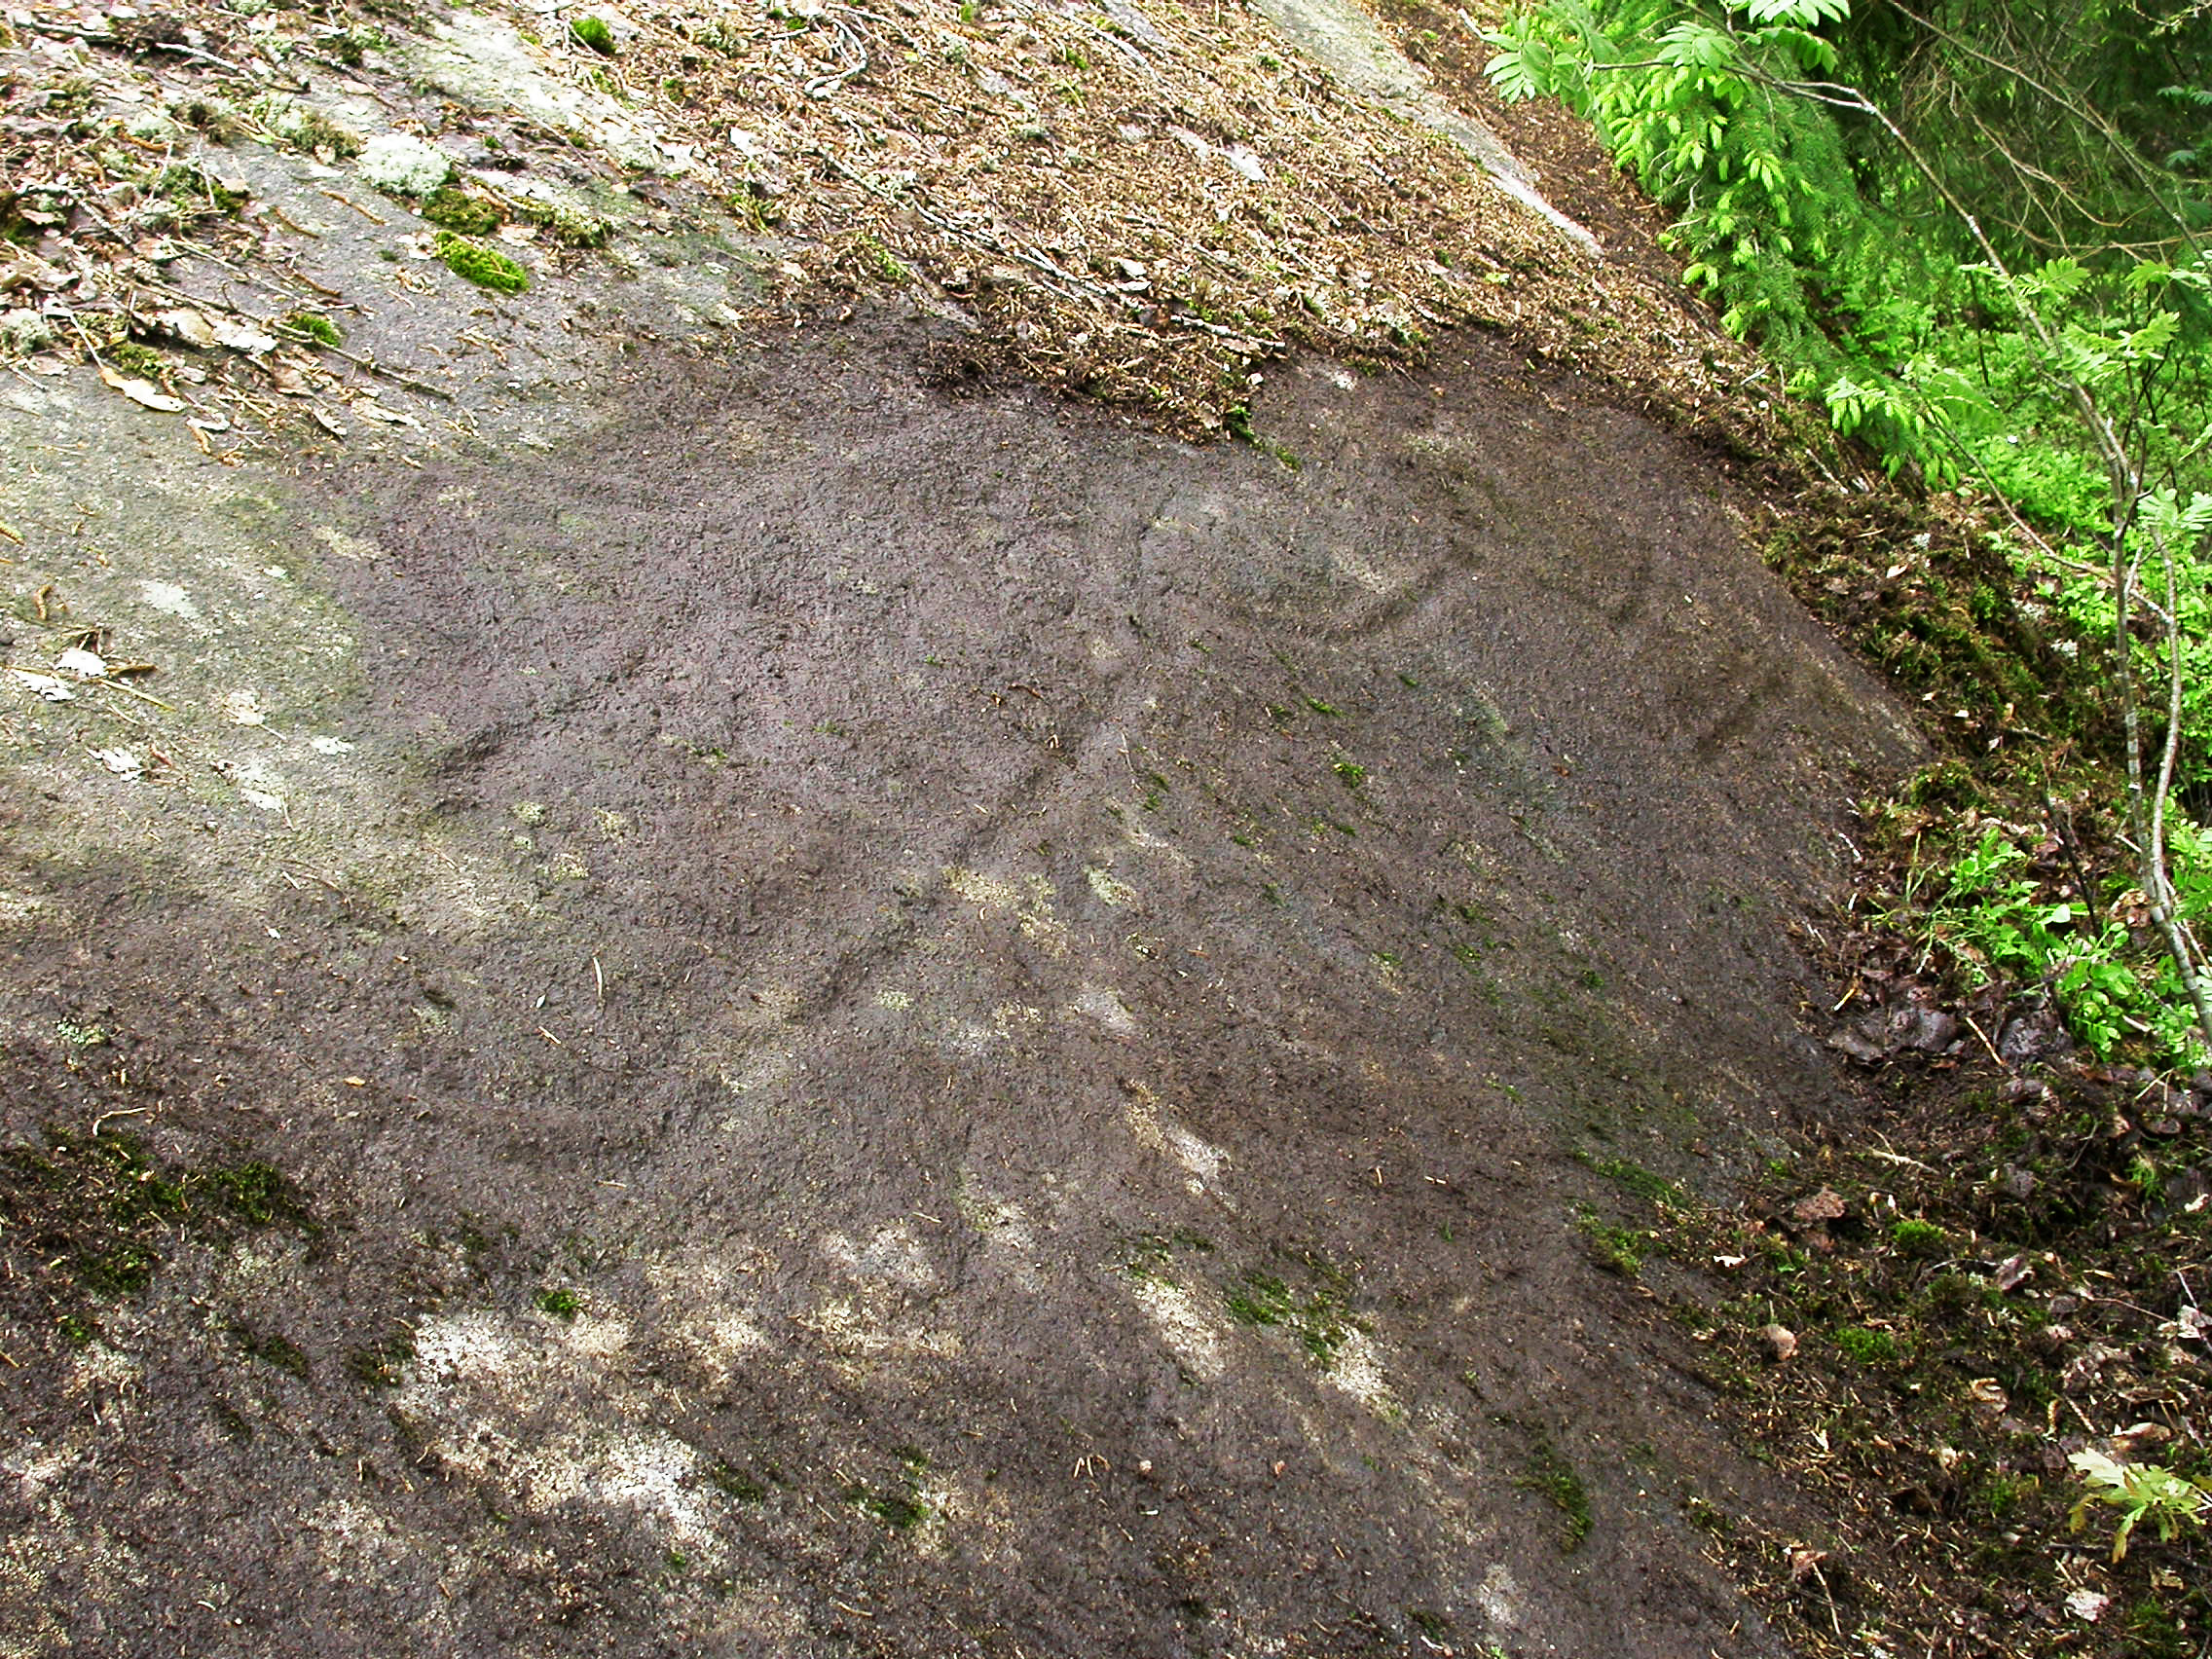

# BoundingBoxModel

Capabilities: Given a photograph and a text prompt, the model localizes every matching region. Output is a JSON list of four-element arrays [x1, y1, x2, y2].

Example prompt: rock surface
[[0, 311, 1919, 1655]]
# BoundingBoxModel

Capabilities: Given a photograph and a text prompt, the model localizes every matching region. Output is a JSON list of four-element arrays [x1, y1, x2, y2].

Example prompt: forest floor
[[0, 0, 2204, 1656]]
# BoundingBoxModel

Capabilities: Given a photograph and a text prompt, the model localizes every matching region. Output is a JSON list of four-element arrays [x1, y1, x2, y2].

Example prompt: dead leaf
[[98, 366, 185, 413], [154, 307, 218, 349], [212, 317, 277, 355], [8, 669, 75, 702], [0, 251, 68, 291], [1966, 1378, 2009, 1420], [55, 646, 106, 679], [1790, 1187, 1848, 1225], [351, 398, 423, 429]]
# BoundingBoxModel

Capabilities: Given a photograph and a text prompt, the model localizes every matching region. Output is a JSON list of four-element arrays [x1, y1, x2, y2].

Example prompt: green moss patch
[[0, 1129, 317, 1351], [434, 232, 529, 294], [420, 186, 503, 238], [281, 310, 344, 348]]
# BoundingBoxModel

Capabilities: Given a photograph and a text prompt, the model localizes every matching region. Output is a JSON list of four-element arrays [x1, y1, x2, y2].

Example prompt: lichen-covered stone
[[357, 132, 455, 197]]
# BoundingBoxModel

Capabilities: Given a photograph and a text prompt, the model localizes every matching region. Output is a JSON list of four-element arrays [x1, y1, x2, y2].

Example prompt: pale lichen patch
[[1127, 1277, 1227, 1381], [1069, 983, 1140, 1036]]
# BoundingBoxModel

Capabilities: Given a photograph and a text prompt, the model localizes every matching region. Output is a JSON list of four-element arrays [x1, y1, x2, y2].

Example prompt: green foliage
[[104, 341, 168, 379], [853, 236, 911, 284], [1484, 0, 2212, 779], [1487, 0, 1883, 416], [1897, 821, 2212, 1063], [2068, 1448, 2212, 1560], [570, 15, 616, 54]]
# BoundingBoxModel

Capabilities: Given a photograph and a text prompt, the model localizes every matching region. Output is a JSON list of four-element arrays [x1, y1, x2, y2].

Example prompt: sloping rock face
[[0, 324, 1914, 1657]]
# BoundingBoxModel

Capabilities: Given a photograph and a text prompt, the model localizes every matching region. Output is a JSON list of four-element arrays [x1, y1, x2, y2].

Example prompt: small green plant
[[229, 1319, 311, 1379], [1515, 1433, 1593, 1550], [434, 233, 528, 294], [1891, 1218, 1946, 1256], [280, 311, 343, 348], [848, 1483, 926, 1529], [420, 186, 502, 237], [1586, 1156, 1684, 1210], [707, 1458, 767, 1501], [1832, 1324, 1899, 1365], [853, 236, 911, 284], [535, 1287, 580, 1319], [1222, 1256, 1355, 1366], [346, 1331, 415, 1387], [104, 342, 168, 379], [2068, 1449, 2211, 1561], [570, 15, 616, 54], [1883, 822, 2212, 1066], [1332, 759, 1367, 791], [1574, 1208, 1647, 1274], [286, 109, 362, 158]]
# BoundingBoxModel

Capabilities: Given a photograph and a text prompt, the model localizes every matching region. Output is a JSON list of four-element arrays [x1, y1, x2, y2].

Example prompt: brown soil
[[0, 317, 1921, 1657]]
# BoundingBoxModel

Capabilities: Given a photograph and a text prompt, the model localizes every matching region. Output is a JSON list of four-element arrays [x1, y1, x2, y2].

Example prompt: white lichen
[[356, 132, 455, 197]]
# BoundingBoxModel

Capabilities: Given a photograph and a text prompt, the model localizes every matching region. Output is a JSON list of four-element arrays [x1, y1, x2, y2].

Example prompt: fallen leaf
[[0, 251, 68, 291], [8, 669, 75, 702], [155, 307, 217, 349], [92, 747, 143, 779], [212, 317, 277, 355], [55, 646, 106, 679], [99, 367, 186, 413], [2065, 1589, 2109, 1623], [310, 408, 348, 438], [351, 399, 423, 430], [1790, 1187, 1848, 1225]]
